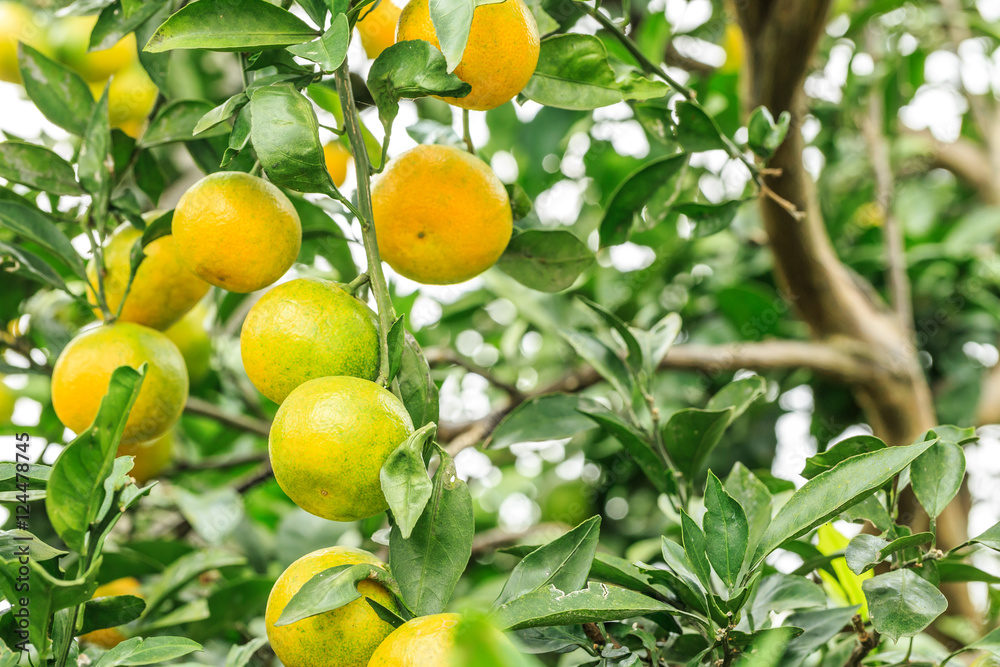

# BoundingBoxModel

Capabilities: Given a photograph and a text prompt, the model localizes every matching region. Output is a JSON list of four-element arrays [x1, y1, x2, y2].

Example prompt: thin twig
[[425, 347, 522, 399], [845, 615, 879, 667], [183, 397, 271, 438]]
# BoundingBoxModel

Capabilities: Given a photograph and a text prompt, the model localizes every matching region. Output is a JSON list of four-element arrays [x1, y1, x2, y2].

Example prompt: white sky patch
[[490, 150, 519, 183], [607, 242, 656, 272], [535, 179, 586, 225]]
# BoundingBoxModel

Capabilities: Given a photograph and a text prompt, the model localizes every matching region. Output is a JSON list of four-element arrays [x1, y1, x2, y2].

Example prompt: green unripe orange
[[240, 278, 379, 404]]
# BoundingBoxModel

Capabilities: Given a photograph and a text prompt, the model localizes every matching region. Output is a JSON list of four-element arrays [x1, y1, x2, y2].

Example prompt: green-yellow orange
[[0, 2, 49, 84], [240, 278, 379, 404], [367, 613, 468, 666], [87, 223, 210, 331], [265, 547, 399, 667], [269, 376, 412, 521], [173, 172, 302, 293], [119, 430, 173, 485], [49, 15, 136, 83], [51, 323, 188, 445], [164, 304, 212, 384], [0, 377, 15, 425]]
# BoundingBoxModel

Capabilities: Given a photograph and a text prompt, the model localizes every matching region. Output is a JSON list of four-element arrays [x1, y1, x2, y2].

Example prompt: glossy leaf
[[380, 423, 435, 539], [522, 34, 668, 110], [845, 532, 934, 575], [748, 574, 825, 629], [45, 366, 145, 553], [599, 154, 687, 247], [78, 595, 145, 635], [287, 14, 349, 72], [78, 86, 112, 198], [557, 328, 632, 398], [752, 439, 936, 568], [429, 0, 474, 72], [367, 40, 471, 133], [724, 463, 772, 566], [497, 229, 595, 292], [142, 100, 228, 147], [674, 101, 728, 152], [92, 636, 203, 667], [17, 44, 95, 136], [680, 510, 711, 589], [674, 200, 744, 238], [0, 202, 86, 278], [489, 393, 601, 449], [0, 241, 72, 293], [782, 607, 860, 667], [747, 106, 791, 159], [193, 93, 248, 135], [0, 142, 79, 196], [398, 333, 439, 428], [250, 84, 337, 195], [970, 520, 1000, 551], [389, 448, 473, 615], [490, 582, 672, 631], [224, 638, 269, 667], [577, 407, 670, 494], [274, 563, 394, 625], [91, 0, 163, 50], [144, 0, 318, 52], [862, 569, 947, 642], [801, 435, 886, 479], [495, 517, 600, 607], [702, 471, 748, 588], [910, 439, 965, 519], [661, 408, 731, 479]]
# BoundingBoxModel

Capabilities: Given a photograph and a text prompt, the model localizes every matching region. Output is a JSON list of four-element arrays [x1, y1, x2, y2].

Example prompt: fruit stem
[[333, 61, 397, 386], [462, 109, 476, 156]]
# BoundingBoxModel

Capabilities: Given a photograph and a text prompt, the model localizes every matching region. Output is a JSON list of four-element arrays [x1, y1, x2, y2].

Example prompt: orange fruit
[[51, 323, 188, 446], [323, 141, 352, 188], [265, 547, 399, 667], [372, 144, 512, 284], [49, 15, 136, 83], [172, 172, 302, 293], [164, 304, 213, 385], [357, 0, 401, 59], [79, 577, 143, 649], [87, 223, 209, 331], [119, 430, 173, 485], [396, 0, 539, 110], [0, 2, 49, 84], [269, 376, 413, 521], [720, 23, 744, 74], [368, 613, 508, 666], [105, 63, 158, 138], [240, 278, 379, 404]]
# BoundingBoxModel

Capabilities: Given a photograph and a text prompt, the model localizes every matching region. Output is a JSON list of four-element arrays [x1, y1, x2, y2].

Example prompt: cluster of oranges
[[0, 3, 157, 137], [40, 0, 542, 660]]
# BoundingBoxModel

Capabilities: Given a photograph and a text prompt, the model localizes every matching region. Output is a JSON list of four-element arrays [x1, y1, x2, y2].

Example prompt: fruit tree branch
[[184, 397, 271, 438]]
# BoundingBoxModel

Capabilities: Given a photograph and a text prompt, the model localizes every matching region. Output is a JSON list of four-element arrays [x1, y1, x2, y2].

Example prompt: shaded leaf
[[497, 229, 594, 292], [17, 44, 95, 136], [287, 14, 349, 71], [144, 0, 317, 52], [599, 154, 687, 247], [380, 423, 436, 539], [862, 569, 947, 642], [703, 471, 748, 588]]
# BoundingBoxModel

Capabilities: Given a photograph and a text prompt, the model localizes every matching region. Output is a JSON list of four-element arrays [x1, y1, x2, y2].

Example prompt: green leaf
[[92, 636, 203, 666], [845, 532, 934, 575], [497, 229, 595, 292], [398, 333, 439, 428], [577, 407, 670, 494], [287, 14, 349, 71], [296, 0, 330, 26], [782, 607, 859, 667], [862, 569, 947, 642], [17, 43, 95, 136], [724, 463, 771, 568], [521, 34, 669, 110], [495, 517, 600, 607], [748, 574, 825, 629], [429, 0, 474, 72], [249, 83, 338, 195], [577, 297, 642, 374], [747, 106, 791, 159], [910, 439, 965, 519], [706, 376, 767, 418], [489, 393, 601, 449], [141, 100, 229, 148], [142, 550, 247, 619], [490, 582, 672, 631], [702, 471, 748, 588], [135, 2, 172, 89], [969, 520, 1000, 551], [0, 530, 65, 563], [632, 312, 681, 381], [380, 423, 436, 539], [389, 448, 473, 615], [79, 595, 146, 635], [79, 86, 112, 198], [193, 93, 249, 136], [599, 153, 687, 247], [0, 142, 79, 196], [367, 40, 471, 134], [661, 408, 731, 480], [801, 435, 886, 479], [674, 200, 744, 238], [141, 210, 173, 246], [91, 1, 162, 50], [455, 614, 541, 667], [557, 328, 632, 398], [674, 101, 728, 152], [680, 510, 711, 589], [752, 439, 936, 569], [222, 104, 253, 167], [224, 638, 268, 667], [386, 315, 406, 383], [0, 241, 72, 293], [144, 0, 318, 52], [46, 366, 145, 553], [274, 562, 395, 625], [173, 487, 245, 545], [0, 202, 87, 278]]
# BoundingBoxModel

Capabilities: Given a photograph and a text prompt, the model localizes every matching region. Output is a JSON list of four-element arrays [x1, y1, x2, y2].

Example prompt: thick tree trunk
[[735, 0, 976, 623]]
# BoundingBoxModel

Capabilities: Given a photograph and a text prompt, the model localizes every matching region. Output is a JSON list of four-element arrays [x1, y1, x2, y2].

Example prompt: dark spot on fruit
[[417, 232, 425, 239], [320, 490, 328, 496]]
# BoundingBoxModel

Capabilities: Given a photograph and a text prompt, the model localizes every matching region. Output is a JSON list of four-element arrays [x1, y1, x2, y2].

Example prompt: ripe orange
[[119, 430, 173, 485], [357, 0, 401, 59], [164, 304, 213, 385], [87, 224, 209, 331], [368, 613, 476, 666], [323, 141, 352, 188], [51, 323, 188, 446], [396, 0, 539, 110], [372, 144, 512, 284], [0, 2, 49, 84], [105, 63, 158, 138], [265, 547, 400, 667], [269, 376, 413, 521], [79, 577, 143, 649], [172, 172, 302, 293], [48, 15, 136, 83], [240, 278, 379, 404]]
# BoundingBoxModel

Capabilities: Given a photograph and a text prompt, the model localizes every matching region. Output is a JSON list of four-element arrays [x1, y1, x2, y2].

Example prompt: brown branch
[[184, 396, 271, 438], [845, 615, 879, 667], [859, 32, 913, 333], [470, 522, 567, 557], [424, 347, 524, 400], [903, 129, 999, 205]]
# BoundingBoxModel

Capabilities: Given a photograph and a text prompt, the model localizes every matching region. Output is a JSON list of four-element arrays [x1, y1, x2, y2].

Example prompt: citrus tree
[[1, 0, 1000, 665]]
